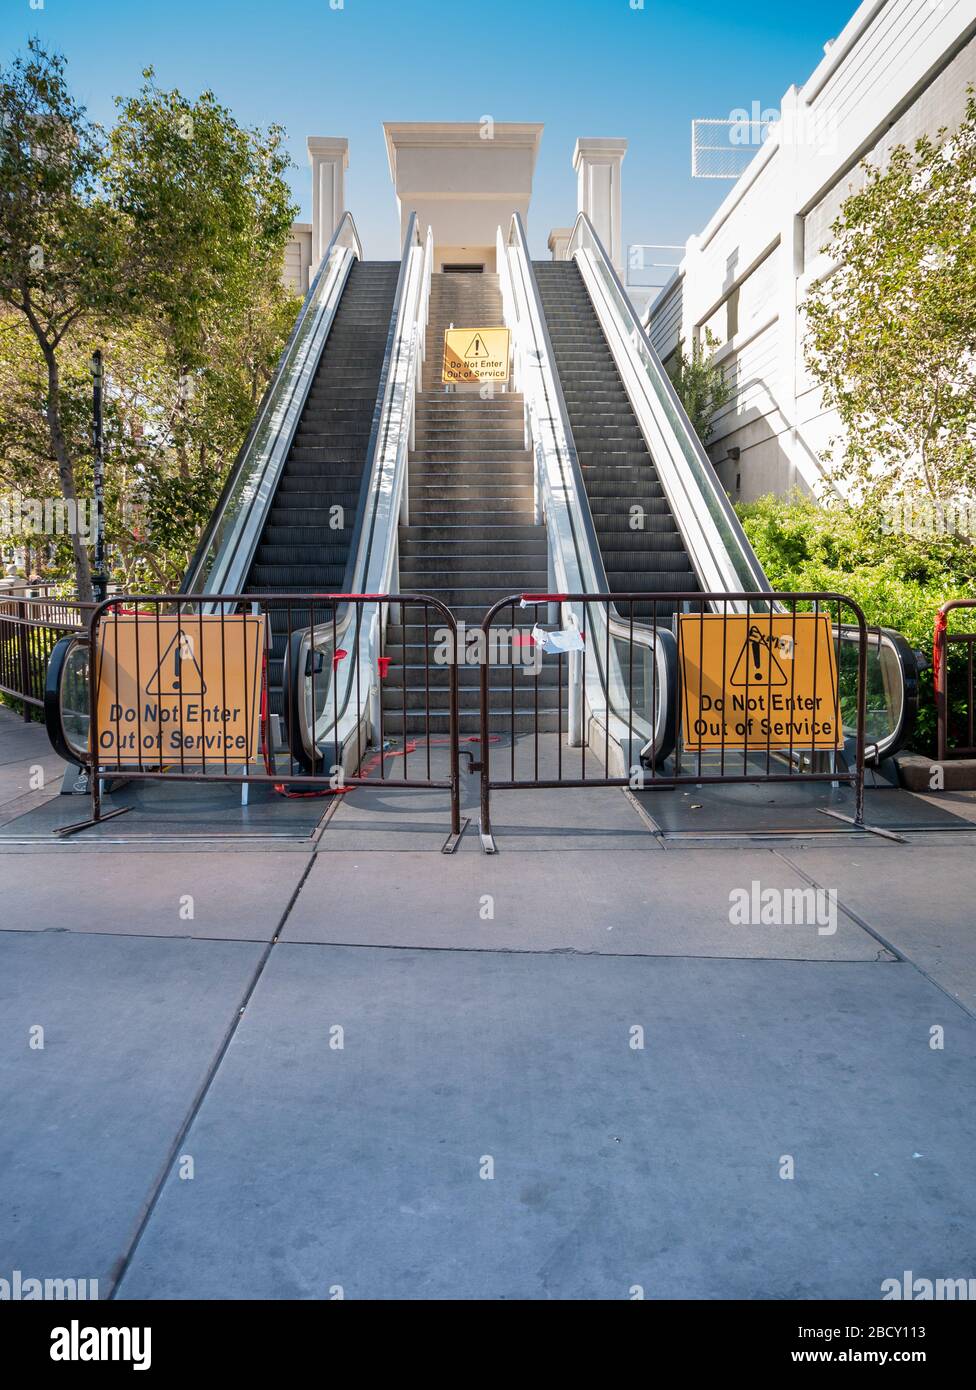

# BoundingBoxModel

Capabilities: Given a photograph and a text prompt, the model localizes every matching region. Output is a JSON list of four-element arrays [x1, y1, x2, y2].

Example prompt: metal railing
[[477, 590, 870, 852], [0, 590, 91, 720], [49, 591, 464, 846], [935, 599, 976, 761]]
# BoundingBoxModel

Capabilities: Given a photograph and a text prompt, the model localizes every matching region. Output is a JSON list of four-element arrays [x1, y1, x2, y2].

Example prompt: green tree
[[804, 91, 976, 510], [0, 41, 135, 598], [666, 329, 731, 443], [0, 46, 300, 595], [107, 72, 296, 379], [105, 73, 299, 582]]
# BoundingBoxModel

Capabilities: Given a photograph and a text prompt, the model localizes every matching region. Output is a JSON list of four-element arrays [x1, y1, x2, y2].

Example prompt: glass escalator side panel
[[44, 634, 90, 765], [835, 625, 916, 760]]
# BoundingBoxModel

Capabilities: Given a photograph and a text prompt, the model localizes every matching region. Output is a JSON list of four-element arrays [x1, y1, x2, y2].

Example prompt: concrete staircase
[[383, 271, 560, 735]]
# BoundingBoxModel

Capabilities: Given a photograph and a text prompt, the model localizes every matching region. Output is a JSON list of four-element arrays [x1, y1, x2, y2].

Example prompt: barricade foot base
[[818, 809, 907, 842], [54, 806, 133, 839], [441, 817, 470, 854]]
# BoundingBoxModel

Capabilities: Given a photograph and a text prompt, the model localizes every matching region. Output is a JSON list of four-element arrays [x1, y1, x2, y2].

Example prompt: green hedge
[[735, 494, 976, 755]]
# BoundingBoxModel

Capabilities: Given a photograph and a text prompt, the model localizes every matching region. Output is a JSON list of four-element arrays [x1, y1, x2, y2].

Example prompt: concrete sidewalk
[[2, 704, 976, 1300]]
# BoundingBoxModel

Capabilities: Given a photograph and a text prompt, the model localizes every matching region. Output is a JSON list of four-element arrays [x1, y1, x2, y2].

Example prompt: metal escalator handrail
[[566, 211, 771, 605], [183, 211, 364, 600], [834, 621, 920, 765], [340, 235, 420, 598], [499, 214, 674, 766], [350, 213, 427, 599], [44, 631, 91, 766], [499, 216, 611, 605]]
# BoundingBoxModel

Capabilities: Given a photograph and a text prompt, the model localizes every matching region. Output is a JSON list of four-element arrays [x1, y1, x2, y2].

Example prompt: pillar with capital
[[308, 137, 349, 269], [573, 138, 627, 271]]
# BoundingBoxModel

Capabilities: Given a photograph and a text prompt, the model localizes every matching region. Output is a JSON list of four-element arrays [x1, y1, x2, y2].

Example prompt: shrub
[[736, 493, 976, 754]]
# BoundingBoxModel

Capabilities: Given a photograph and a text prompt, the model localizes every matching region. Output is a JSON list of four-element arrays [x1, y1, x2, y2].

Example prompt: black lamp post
[[91, 349, 107, 604]]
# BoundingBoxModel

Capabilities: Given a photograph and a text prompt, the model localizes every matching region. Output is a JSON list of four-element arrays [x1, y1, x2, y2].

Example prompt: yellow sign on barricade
[[93, 614, 265, 766], [678, 613, 842, 752]]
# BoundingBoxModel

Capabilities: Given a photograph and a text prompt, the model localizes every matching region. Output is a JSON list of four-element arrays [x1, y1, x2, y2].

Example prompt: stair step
[[381, 664, 562, 688], [399, 568, 548, 587], [399, 524, 543, 542], [411, 455, 533, 467], [380, 711, 563, 734], [399, 538, 547, 557]]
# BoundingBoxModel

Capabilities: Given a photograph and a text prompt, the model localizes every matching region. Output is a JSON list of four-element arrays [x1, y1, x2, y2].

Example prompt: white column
[[308, 137, 349, 269], [547, 227, 572, 261], [573, 138, 627, 271], [679, 233, 701, 349]]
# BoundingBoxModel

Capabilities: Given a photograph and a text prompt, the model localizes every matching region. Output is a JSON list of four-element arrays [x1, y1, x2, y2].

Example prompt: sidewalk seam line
[[774, 849, 976, 1022], [106, 848, 318, 1299]]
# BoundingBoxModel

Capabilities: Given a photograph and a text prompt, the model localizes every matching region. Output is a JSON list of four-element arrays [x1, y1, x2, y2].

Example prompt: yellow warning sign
[[93, 614, 265, 767], [678, 613, 842, 752], [442, 326, 510, 384]]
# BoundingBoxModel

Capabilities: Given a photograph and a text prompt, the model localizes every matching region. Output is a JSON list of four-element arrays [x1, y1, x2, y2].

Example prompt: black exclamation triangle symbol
[[147, 630, 207, 696], [730, 626, 789, 687]]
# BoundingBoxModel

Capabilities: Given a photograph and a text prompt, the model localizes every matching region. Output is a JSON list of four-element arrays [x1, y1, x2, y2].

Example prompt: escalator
[[533, 261, 698, 613], [179, 214, 399, 746], [237, 259, 397, 722]]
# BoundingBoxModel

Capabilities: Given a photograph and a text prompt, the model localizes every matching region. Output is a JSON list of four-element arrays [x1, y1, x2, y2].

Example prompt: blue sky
[[2, 0, 859, 260]]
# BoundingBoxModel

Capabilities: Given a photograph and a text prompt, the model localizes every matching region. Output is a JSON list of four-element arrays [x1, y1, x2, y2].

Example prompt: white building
[[645, 0, 976, 502]]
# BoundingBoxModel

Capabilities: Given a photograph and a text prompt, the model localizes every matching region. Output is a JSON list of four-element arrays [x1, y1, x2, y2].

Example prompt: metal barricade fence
[[934, 598, 976, 761], [477, 591, 869, 850], [61, 592, 464, 845], [0, 590, 92, 720]]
